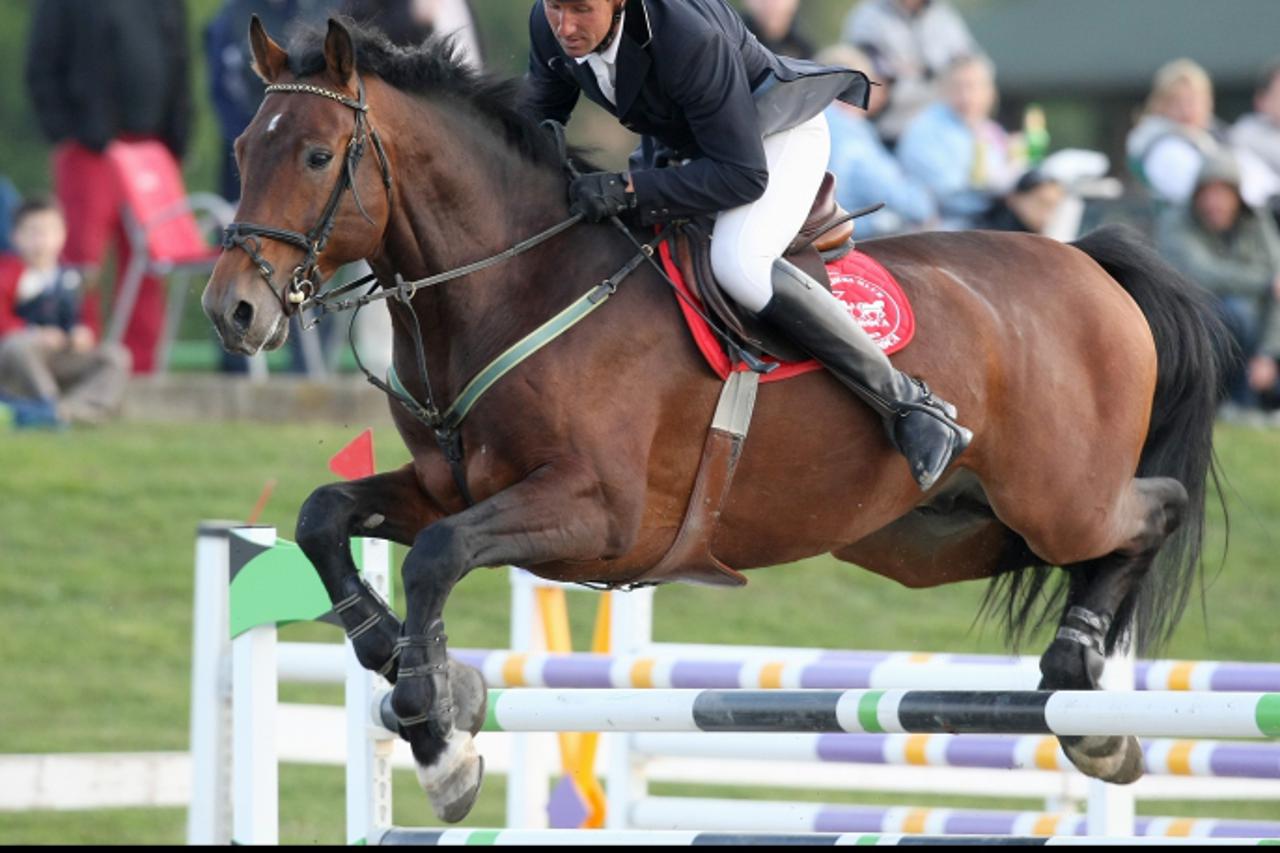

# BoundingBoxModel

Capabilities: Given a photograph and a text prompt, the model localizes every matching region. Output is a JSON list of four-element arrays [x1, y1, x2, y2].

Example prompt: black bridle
[[217, 76, 595, 507], [221, 77, 392, 314]]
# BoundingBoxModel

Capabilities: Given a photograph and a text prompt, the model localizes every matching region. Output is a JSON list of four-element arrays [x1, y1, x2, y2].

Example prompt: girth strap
[[631, 370, 761, 587]]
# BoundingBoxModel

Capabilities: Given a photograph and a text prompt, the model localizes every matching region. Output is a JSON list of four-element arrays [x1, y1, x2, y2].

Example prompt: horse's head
[[203, 16, 392, 356]]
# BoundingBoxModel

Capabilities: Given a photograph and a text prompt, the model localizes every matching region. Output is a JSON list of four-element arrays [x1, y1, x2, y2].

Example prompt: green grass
[[1, 422, 1278, 843]]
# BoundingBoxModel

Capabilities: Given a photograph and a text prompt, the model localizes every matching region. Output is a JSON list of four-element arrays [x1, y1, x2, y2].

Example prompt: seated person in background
[[841, 0, 980, 144], [976, 168, 1066, 237], [1128, 58, 1277, 209], [821, 43, 936, 237], [741, 0, 813, 59], [1229, 58, 1280, 212], [1156, 154, 1280, 412], [0, 198, 131, 425], [896, 54, 1021, 229]]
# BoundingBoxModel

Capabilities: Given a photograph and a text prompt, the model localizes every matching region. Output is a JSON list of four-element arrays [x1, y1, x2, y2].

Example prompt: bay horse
[[203, 19, 1225, 822]]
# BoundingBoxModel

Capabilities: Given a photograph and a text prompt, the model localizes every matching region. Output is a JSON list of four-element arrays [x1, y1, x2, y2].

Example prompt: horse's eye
[[308, 150, 334, 170]]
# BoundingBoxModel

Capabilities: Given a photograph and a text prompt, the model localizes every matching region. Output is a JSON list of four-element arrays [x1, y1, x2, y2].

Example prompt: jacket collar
[[611, 0, 652, 118]]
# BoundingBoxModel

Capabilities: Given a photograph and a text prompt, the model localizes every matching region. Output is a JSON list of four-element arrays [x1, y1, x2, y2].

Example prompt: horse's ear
[[323, 18, 357, 91], [248, 14, 289, 84]]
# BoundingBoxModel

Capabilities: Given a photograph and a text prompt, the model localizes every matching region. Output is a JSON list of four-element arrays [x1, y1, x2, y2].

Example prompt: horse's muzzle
[[202, 275, 291, 357]]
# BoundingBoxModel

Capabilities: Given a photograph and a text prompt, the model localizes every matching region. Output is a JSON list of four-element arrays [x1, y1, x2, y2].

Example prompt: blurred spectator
[[206, 0, 333, 203], [0, 199, 131, 426], [1156, 154, 1280, 412], [25, 0, 191, 375], [341, 0, 483, 63], [977, 169, 1066, 237], [820, 44, 936, 237], [0, 177, 20, 254], [896, 54, 1020, 229], [1127, 58, 1277, 210], [337, 0, 484, 381], [742, 0, 814, 60], [1229, 59, 1280, 209], [842, 0, 980, 143]]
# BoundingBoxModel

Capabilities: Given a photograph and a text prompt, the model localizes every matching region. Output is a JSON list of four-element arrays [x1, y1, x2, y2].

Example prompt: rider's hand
[[569, 171, 636, 223]]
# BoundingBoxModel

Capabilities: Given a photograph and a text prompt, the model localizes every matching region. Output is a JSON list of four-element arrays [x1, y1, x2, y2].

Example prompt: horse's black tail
[[1071, 224, 1229, 651]]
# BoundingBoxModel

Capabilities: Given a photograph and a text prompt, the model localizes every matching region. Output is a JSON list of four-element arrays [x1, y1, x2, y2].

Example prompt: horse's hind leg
[[296, 465, 445, 682], [1038, 476, 1189, 784]]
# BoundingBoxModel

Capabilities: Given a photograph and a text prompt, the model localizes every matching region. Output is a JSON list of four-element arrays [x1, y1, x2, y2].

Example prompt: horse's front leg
[[390, 462, 621, 823], [296, 464, 446, 682]]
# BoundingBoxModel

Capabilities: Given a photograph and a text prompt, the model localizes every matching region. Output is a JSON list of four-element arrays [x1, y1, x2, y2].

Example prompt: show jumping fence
[[182, 524, 1280, 844]]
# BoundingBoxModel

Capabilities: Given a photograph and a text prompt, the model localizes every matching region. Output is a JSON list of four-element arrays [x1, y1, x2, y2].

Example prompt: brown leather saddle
[[671, 171, 857, 364]]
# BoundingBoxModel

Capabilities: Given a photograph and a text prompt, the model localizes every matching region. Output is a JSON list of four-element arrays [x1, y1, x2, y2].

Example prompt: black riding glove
[[569, 171, 636, 223]]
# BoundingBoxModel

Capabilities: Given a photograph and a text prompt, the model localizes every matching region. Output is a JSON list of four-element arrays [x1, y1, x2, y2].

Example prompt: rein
[[219, 76, 754, 510]]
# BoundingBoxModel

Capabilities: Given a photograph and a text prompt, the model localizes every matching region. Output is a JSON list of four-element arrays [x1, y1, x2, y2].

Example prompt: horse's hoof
[[1061, 734, 1145, 784], [449, 659, 488, 736], [416, 730, 485, 824]]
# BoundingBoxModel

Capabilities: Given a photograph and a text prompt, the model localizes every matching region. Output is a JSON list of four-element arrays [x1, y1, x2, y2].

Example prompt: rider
[[523, 0, 971, 491]]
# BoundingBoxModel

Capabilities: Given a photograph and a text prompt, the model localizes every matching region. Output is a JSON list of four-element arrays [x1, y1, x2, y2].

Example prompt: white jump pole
[[232, 527, 280, 845], [1087, 626, 1137, 835], [187, 521, 238, 845], [606, 583, 655, 831], [346, 537, 394, 844]]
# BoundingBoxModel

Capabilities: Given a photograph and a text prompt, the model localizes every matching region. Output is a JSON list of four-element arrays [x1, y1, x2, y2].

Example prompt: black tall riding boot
[[757, 258, 973, 491]]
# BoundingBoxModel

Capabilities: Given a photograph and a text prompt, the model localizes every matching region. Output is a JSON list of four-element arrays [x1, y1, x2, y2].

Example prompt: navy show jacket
[[523, 0, 870, 225]]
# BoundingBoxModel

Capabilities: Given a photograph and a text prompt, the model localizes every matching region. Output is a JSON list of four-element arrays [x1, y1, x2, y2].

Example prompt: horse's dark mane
[[288, 21, 575, 172]]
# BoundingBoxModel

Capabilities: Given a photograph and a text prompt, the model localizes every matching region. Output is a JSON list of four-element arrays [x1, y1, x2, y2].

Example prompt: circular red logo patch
[[830, 271, 910, 354]]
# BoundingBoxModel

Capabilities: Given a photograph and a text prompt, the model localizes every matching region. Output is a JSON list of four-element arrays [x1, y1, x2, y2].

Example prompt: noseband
[[221, 77, 392, 313]]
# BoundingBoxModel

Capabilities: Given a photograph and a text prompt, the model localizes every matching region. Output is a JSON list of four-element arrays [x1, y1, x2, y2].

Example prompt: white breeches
[[710, 112, 831, 313]]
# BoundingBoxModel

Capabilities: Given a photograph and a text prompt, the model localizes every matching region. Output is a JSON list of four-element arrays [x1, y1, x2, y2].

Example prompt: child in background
[[0, 198, 130, 425]]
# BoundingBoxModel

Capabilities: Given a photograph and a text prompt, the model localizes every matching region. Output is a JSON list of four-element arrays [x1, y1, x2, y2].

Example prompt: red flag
[[329, 429, 375, 481]]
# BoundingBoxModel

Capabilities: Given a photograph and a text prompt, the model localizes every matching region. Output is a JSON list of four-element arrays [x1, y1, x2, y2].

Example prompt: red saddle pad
[[658, 242, 916, 385]]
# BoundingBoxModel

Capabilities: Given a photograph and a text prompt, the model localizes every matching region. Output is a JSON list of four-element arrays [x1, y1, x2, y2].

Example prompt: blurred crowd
[[2, 0, 1278, 429]]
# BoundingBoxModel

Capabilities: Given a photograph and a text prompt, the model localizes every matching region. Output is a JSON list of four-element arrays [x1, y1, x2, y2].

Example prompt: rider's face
[[544, 0, 620, 59]]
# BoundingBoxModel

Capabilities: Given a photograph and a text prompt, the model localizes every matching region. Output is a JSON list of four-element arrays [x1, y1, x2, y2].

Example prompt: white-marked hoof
[[417, 730, 484, 823], [1063, 734, 1145, 784], [449, 659, 487, 736]]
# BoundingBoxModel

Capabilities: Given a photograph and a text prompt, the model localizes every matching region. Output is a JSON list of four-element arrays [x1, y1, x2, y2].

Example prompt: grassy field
[[1, 421, 1278, 843]]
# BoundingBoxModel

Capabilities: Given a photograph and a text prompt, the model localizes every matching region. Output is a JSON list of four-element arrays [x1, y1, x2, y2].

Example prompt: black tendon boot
[[757, 258, 973, 491]]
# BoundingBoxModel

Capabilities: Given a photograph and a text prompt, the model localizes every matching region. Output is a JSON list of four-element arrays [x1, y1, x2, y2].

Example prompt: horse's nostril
[[232, 300, 255, 335]]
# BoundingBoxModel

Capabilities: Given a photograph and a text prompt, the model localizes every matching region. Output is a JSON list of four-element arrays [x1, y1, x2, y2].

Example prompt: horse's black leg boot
[[757, 258, 973, 491]]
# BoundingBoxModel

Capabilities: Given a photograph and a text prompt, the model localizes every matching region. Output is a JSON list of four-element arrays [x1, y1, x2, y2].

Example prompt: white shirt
[[574, 10, 625, 107]]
